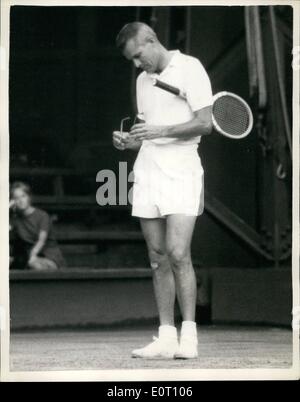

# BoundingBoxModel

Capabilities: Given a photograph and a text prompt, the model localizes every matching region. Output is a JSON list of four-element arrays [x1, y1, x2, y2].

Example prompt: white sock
[[181, 321, 197, 340], [158, 325, 177, 340]]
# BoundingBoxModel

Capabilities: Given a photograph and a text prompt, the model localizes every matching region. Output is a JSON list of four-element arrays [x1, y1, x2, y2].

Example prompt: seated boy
[[10, 181, 66, 271]]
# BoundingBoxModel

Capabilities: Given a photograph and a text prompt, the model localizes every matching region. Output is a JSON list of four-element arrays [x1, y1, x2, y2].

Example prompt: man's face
[[123, 35, 159, 74]]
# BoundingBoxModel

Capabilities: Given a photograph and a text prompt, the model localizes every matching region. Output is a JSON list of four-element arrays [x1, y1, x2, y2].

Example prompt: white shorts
[[131, 141, 204, 218]]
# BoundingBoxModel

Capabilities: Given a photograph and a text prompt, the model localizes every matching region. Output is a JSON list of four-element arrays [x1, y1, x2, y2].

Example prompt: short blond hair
[[116, 22, 157, 50]]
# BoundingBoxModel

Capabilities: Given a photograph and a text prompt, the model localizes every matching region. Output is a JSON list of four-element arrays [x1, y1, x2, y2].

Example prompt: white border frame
[[0, 0, 299, 382]]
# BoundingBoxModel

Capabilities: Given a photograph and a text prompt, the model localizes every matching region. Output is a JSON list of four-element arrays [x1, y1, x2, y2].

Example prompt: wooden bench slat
[[11, 167, 96, 176], [9, 267, 151, 281], [35, 195, 95, 204], [55, 230, 143, 242], [33, 196, 131, 208]]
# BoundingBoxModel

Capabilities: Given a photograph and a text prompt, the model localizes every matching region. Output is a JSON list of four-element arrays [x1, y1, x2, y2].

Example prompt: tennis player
[[113, 22, 213, 359]]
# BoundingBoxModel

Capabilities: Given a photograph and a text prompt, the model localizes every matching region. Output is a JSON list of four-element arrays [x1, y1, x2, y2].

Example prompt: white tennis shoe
[[132, 336, 179, 359], [174, 336, 198, 359]]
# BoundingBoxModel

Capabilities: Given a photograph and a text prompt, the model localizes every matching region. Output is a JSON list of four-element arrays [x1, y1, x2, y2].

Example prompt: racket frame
[[152, 79, 254, 139], [212, 91, 254, 139]]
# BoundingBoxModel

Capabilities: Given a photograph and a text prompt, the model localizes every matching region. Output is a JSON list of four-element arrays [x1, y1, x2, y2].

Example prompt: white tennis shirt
[[136, 50, 213, 145]]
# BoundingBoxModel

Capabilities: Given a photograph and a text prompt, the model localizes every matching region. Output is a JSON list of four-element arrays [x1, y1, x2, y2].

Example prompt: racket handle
[[152, 78, 186, 99]]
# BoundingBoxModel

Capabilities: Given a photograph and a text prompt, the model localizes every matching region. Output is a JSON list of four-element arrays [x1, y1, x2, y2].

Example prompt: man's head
[[116, 22, 161, 73]]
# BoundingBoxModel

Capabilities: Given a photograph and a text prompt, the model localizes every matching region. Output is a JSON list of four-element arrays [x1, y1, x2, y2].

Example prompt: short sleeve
[[38, 210, 50, 233], [184, 57, 213, 112]]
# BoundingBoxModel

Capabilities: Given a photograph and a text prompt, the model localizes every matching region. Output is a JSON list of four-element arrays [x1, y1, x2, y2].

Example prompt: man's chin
[[143, 66, 155, 74]]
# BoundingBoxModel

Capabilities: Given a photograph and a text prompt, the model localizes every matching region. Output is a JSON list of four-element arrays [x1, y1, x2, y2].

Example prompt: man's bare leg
[[166, 214, 198, 359], [131, 218, 178, 358], [166, 214, 197, 321], [140, 218, 175, 326]]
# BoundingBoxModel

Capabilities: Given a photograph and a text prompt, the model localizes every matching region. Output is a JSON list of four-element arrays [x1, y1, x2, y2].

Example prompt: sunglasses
[[119, 114, 144, 137]]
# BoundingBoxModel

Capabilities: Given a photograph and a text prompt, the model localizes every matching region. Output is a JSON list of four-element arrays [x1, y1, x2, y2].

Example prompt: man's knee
[[148, 247, 167, 271], [167, 246, 190, 269]]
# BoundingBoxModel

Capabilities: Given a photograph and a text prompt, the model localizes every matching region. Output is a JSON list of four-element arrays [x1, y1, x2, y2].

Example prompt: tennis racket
[[152, 78, 254, 139]]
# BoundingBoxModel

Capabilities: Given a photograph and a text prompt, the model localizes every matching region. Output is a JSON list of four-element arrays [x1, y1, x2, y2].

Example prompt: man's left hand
[[129, 124, 167, 141]]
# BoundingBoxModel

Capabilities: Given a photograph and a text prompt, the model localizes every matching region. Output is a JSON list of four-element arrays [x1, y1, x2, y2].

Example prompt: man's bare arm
[[165, 106, 212, 139], [129, 106, 212, 141]]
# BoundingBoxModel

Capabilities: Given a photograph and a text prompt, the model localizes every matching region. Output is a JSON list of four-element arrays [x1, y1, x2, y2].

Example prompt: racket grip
[[153, 79, 186, 99]]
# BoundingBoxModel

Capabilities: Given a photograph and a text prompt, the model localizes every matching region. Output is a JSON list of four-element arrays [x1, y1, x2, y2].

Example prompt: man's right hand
[[112, 131, 127, 151]]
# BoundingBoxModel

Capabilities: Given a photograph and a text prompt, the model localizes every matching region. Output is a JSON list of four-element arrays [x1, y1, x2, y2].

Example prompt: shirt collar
[[167, 50, 181, 68], [149, 50, 181, 78]]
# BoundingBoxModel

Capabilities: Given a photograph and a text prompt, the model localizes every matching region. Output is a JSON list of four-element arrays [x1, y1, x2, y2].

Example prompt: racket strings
[[213, 95, 250, 136]]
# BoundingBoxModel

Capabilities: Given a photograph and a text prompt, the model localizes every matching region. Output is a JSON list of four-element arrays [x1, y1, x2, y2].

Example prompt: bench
[[9, 266, 292, 329], [10, 166, 138, 246], [9, 267, 157, 329], [11, 167, 131, 211]]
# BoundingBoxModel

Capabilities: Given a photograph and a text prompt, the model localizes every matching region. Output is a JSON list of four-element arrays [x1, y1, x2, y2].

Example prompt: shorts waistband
[[141, 141, 198, 153]]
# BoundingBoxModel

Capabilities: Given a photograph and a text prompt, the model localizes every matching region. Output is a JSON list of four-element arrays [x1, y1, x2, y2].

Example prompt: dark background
[[9, 6, 293, 269]]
